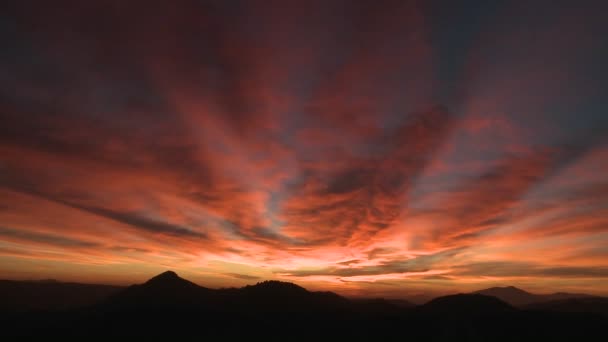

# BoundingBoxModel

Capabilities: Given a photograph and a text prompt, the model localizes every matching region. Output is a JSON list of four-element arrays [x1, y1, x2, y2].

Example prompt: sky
[[1, 0, 607, 297]]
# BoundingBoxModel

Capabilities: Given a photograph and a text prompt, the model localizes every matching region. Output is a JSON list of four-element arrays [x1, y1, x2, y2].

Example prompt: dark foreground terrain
[[2, 271, 606, 340]]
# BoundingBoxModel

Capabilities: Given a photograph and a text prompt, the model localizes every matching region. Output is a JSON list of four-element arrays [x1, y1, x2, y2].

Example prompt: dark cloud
[[563, 181, 608, 203], [0, 226, 99, 248], [542, 266, 608, 278], [225, 273, 261, 281], [109, 246, 152, 254], [367, 248, 399, 260], [282, 248, 464, 277], [337, 259, 361, 266], [415, 147, 591, 247], [0, 180, 207, 240], [452, 262, 608, 278], [248, 226, 301, 245], [69, 204, 207, 239], [282, 106, 454, 244], [423, 275, 453, 280], [218, 220, 309, 247]]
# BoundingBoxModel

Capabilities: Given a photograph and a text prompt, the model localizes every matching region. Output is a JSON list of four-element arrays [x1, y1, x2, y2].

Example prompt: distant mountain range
[[473, 285, 597, 306], [0, 279, 123, 312], [2, 272, 604, 312], [103, 271, 353, 313], [420, 293, 515, 314], [525, 296, 608, 317], [2, 271, 607, 339], [2, 273, 603, 312]]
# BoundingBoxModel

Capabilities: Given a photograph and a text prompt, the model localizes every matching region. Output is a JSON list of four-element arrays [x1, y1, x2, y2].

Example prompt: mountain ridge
[[3, 271, 607, 339], [473, 285, 597, 306], [420, 293, 515, 315]]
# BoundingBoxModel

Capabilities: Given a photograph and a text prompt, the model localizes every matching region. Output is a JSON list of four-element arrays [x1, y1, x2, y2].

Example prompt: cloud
[[0, 226, 100, 248], [409, 138, 608, 250], [452, 262, 608, 278], [423, 275, 453, 281], [72, 204, 208, 239], [0, 178, 207, 240], [281, 106, 454, 245], [225, 273, 261, 281], [281, 248, 464, 278]]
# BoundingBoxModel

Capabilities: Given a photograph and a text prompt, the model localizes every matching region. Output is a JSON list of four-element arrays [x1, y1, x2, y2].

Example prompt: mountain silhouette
[[100, 272, 351, 314], [3, 271, 607, 340], [474, 285, 596, 306], [104, 271, 209, 309], [242, 280, 308, 296], [525, 297, 608, 317], [420, 293, 514, 315], [351, 297, 414, 314], [474, 286, 537, 306], [405, 293, 437, 305], [142, 270, 200, 289], [229, 280, 350, 313], [0, 279, 123, 313]]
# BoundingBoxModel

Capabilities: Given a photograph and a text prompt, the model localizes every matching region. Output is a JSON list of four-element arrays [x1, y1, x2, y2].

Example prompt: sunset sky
[[1, 0, 607, 297]]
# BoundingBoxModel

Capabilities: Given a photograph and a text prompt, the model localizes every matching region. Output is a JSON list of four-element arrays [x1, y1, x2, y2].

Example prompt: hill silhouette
[[103, 271, 209, 309], [525, 297, 608, 317], [474, 286, 595, 306], [246, 280, 306, 291], [144, 270, 193, 285], [2, 271, 607, 340], [420, 293, 514, 315], [103, 274, 352, 314], [0, 279, 123, 313], [235, 280, 350, 312], [474, 286, 535, 306]]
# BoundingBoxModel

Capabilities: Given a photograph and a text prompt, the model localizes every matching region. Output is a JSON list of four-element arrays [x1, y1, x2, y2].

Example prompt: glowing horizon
[[1, 0, 607, 297]]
